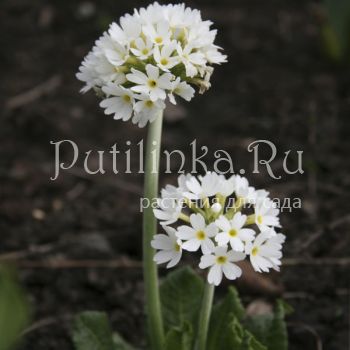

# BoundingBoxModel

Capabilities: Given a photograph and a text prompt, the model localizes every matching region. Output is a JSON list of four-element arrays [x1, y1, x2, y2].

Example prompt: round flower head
[[152, 172, 286, 286], [77, 2, 227, 128]]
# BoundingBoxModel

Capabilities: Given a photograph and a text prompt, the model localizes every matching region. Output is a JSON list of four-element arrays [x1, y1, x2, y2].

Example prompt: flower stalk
[[195, 281, 215, 350], [143, 111, 165, 350]]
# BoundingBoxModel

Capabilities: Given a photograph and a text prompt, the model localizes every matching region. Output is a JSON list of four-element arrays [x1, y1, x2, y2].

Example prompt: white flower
[[177, 44, 206, 77], [254, 199, 281, 232], [133, 94, 165, 127], [153, 172, 287, 280], [202, 45, 227, 64], [246, 231, 286, 273], [216, 175, 235, 197], [127, 64, 173, 101], [153, 196, 183, 226], [76, 37, 126, 92], [103, 35, 129, 66], [143, 21, 172, 46], [215, 213, 255, 252], [130, 38, 153, 59], [168, 78, 195, 104], [232, 175, 257, 204], [154, 41, 179, 71], [255, 189, 269, 201], [185, 172, 219, 200], [136, 2, 164, 24], [109, 15, 141, 45], [151, 226, 182, 268], [161, 174, 191, 200], [153, 173, 192, 225], [100, 84, 134, 121], [199, 246, 245, 286], [177, 214, 218, 254], [77, 2, 227, 127]]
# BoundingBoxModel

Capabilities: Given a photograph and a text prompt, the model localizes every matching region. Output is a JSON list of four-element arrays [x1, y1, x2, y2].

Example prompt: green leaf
[[322, 0, 350, 61], [245, 300, 290, 350], [0, 266, 29, 350], [160, 267, 204, 331], [72, 311, 115, 350], [164, 322, 193, 350], [267, 300, 288, 350], [244, 314, 273, 346], [239, 330, 267, 350], [224, 316, 244, 348], [209, 315, 266, 350], [279, 299, 294, 316], [207, 286, 245, 350], [112, 333, 135, 350]]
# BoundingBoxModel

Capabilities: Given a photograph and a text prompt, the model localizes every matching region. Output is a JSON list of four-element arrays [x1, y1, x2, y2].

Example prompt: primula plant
[[152, 172, 285, 285], [77, 2, 226, 127], [73, 3, 290, 350]]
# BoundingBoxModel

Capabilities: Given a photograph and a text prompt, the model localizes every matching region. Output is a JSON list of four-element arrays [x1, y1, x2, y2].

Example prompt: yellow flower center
[[160, 58, 169, 66], [145, 100, 154, 108], [257, 215, 263, 224], [142, 48, 149, 55], [229, 229, 238, 237], [251, 247, 259, 256], [216, 256, 227, 264], [174, 243, 181, 252], [196, 230, 206, 240], [148, 79, 157, 88], [123, 95, 131, 103], [130, 40, 136, 49], [176, 29, 186, 43], [155, 37, 163, 44]]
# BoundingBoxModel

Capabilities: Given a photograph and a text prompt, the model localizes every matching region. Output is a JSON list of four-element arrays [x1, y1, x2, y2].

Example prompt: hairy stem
[[195, 282, 215, 350], [143, 111, 165, 350]]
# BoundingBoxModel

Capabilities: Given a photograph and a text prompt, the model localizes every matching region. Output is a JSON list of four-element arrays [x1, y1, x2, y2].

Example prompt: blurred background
[[1, 0, 349, 349]]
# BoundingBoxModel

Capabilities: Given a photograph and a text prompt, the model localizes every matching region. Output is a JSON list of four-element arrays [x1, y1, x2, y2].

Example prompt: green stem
[[143, 111, 165, 350], [195, 282, 215, 350]]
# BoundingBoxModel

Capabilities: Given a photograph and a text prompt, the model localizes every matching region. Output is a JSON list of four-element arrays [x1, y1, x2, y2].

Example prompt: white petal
[[190, 213, 205, 230], [215, 232, 230, 246], [146, 64, 159, 80], [227, 250, 246, 262], [223, 263, 242, 280], [205, 223, 218, 237], [201, 238, 215, 254], [208, 264, 222, 286], [215, 215, 231, 232], [154, 251, 173, 265], [239, 228, 255, 242], [229, 237, 244, 252], [167, 252, 182, 268], [232, 212, 246, 229], [182, 238, 201, 252], [151, 234, 172, 250], [199, 254, 216, 269], [126, 69, 148, 84], [176, 226, 195, 240], [214, 245, 228, 256]]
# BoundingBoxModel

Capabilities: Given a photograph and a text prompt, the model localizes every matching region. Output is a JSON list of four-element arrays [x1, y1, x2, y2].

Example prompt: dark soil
[[1, 0, 349, 349]]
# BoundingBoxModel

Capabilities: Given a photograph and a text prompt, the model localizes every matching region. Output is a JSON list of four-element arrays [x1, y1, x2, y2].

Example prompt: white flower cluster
[[77, 2, 227, 127], [151, 172, 286, 286]]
